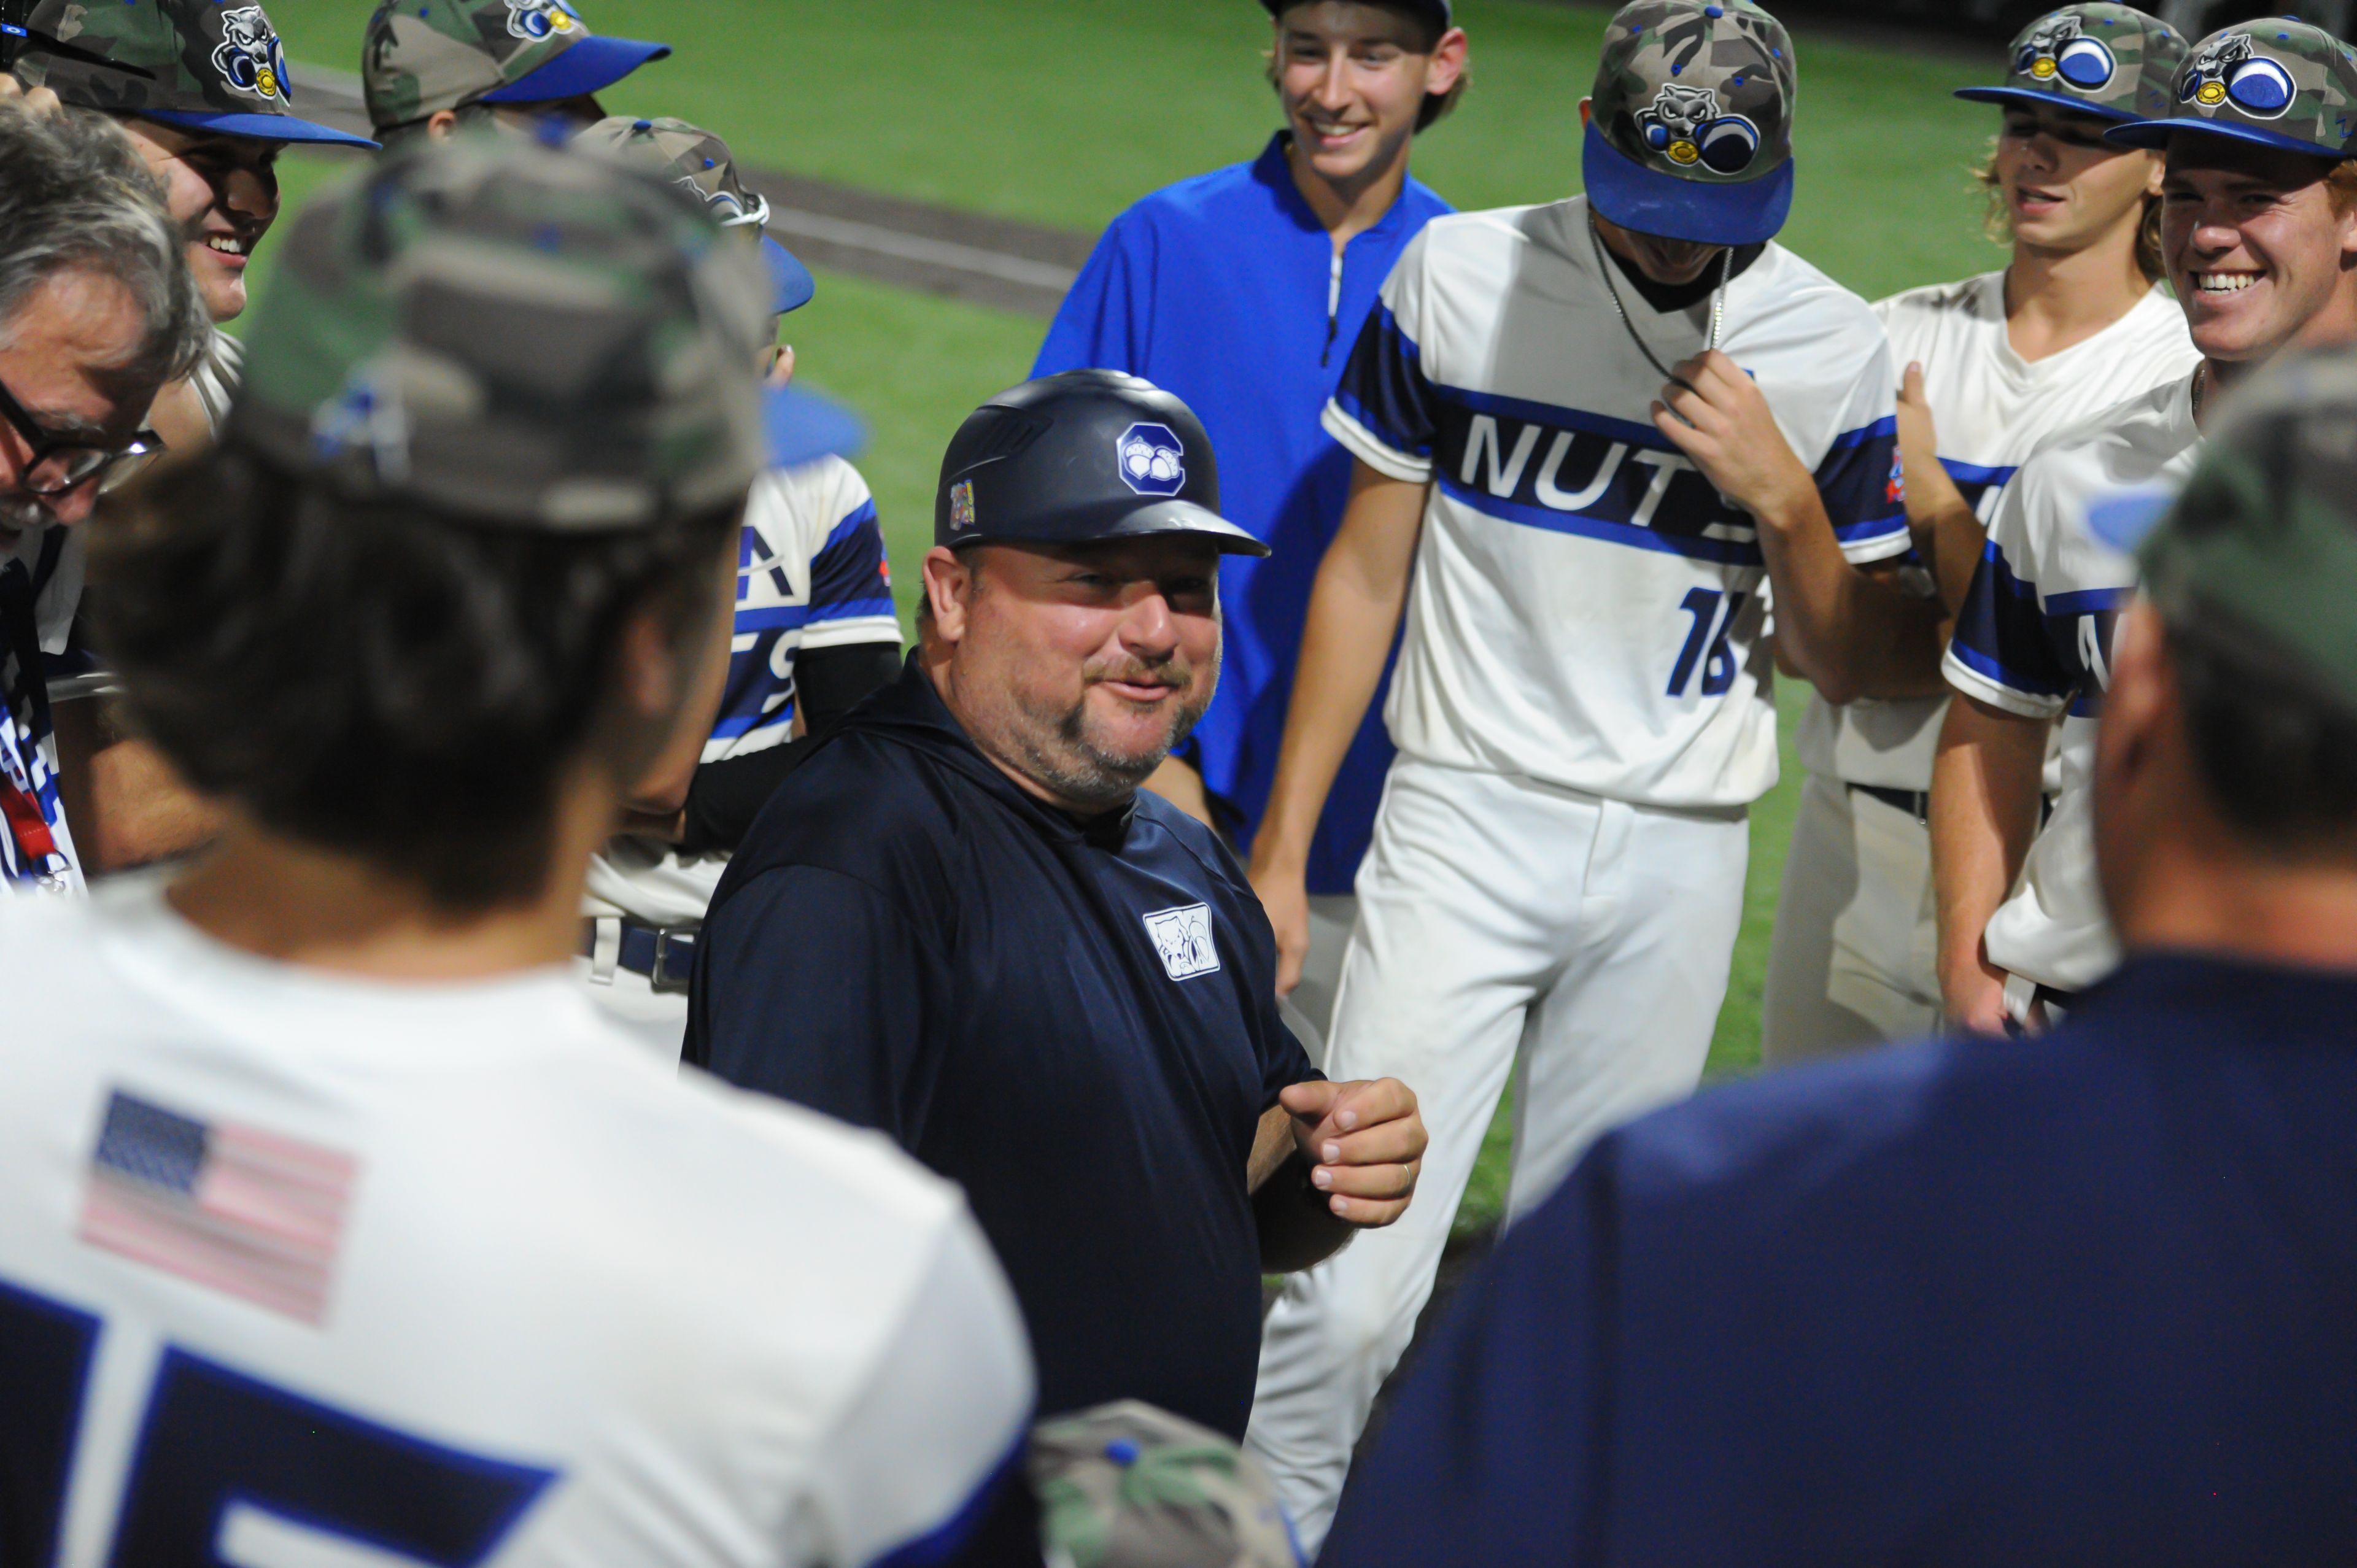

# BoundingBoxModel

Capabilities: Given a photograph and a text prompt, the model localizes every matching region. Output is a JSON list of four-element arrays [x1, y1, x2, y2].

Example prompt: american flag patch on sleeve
[[78, 1091, 358, 1327]]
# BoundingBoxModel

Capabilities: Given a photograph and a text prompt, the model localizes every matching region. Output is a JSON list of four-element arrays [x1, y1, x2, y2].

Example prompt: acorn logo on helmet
[[503, 0, 582, 42], [2016, 13, 2116, 91], [212, 6, 290, 103], [1119, 423, 1188, 498], [2180, 32, 2295, 118]]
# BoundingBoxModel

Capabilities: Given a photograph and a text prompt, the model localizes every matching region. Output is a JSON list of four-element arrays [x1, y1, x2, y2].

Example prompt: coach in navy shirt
[[687, 372, 1426, 1439], [1321, 350, 2357, 1564], [1034, 0, 1462, 1030]]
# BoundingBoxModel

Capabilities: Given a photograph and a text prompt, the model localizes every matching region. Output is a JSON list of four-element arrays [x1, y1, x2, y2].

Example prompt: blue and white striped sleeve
[[1323, 233, 1441, 484], [802, 462, 902, 653], [1943, 469, 2073, 720], [802, 1207, 1039, 1568], [1810, 333, 1911, 565]]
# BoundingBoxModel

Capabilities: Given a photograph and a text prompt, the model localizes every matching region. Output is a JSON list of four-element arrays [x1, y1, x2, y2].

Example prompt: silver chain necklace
[[1588, 213, 1732, 392]]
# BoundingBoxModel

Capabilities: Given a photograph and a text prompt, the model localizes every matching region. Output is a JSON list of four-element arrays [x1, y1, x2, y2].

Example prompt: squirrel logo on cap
[[2181, 32, 2296, 118], [503, 0, 582, 42], [1637, 83, 1762, 174], [213, 7, 289, 102], [2016, 14, 2116, 91], [1118, 423, 1187, 497]]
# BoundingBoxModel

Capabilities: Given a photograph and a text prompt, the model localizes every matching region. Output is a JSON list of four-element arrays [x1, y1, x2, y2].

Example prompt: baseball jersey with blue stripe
[[586, 455, 900, 928], [1944, 373, 2201, 992], [1798, 273, 2196, 790], [1, 525, 85, 895], [1324, 196, 1906, 809]]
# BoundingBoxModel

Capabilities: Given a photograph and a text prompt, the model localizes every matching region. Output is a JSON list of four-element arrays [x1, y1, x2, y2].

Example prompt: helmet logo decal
[[1118, 423, 1187, 497], [2016, 15, 2116, 91], [949, 479, 977, 533], [1638, 84, 1760, 174], [212, 7, 289, 103], [2181, 33, 2295, 118], [503, 0, 582, 42]]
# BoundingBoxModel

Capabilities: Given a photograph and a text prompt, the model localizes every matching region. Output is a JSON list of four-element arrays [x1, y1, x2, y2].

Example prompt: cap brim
[[2104, 114, 2348, 158], [954, 497, 1270, 558], [2087, 486, 2176, 552], [479, 35, 671, 104], [1953, 85, 2138, 124], [137, 108, 379, 149], [764, 382, 864, 471], [1581, 120, 1793, 247], [765, 236, 816, 317]]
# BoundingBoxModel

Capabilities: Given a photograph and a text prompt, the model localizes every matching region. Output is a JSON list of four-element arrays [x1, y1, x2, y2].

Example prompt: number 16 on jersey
[[1668, 587, 1751, 699]]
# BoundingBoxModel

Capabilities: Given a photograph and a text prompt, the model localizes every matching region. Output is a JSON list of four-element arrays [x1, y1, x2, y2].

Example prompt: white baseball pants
[[1246, 757, 1749, 1550], [1759, 773, 1941, 1068]]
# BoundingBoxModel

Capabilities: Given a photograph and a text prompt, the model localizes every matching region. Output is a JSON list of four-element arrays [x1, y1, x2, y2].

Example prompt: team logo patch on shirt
[[212, 6, 289, 102], [2015, 14, 2115, 91], [1142, 903, 1220, 981], [949, 477, 977, 533], [78, 1090, 358, 1326], [1636, 85, 1760, 174], [1118, 423, 1187, 498], [503, 0, 582, 41], [2180, 34, 2294, 117]]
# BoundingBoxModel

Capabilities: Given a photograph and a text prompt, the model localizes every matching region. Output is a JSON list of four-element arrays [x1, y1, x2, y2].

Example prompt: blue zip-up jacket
[[1034, 133, 1452, 895]]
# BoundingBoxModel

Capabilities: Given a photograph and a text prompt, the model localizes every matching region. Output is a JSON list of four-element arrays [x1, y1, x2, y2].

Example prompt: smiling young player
[[1762, 4, 2198, 1065], [1244, 0, 1945, 1547], [1933, 15, 2357, 1035], [1034, 1, 1466, 1047]]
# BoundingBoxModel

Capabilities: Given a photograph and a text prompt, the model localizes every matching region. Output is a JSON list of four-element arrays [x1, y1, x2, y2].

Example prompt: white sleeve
[[1322, 228, 1441, 484], [795, 1207, 1035, 1568]]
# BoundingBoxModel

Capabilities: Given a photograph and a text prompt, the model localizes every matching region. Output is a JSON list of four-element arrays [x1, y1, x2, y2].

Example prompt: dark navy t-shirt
[[684, 658, 1316, 1437], [1325, 954, 2357, 1565]]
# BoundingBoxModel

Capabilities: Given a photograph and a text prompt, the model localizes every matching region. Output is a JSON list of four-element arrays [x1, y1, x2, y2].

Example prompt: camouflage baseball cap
[[2106, 17, 2357, 158], [574, 116, 815, 317], [1031, 1403, 1302, 1568], [10, 0, 376, 147], [362, 0, 670, 134], [2084, 349, 2357, 715], [1585, 0, 1798, 246], [1955, 5, 2188, 126], [226, 135, 861, 531]]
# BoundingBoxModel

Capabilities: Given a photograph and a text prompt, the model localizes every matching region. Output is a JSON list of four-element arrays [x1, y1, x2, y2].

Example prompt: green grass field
[[256, 0, 2016, 1233]]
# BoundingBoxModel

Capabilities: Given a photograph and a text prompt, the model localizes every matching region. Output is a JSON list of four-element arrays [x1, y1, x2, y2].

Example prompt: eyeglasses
[[0, 374, 162, 498]]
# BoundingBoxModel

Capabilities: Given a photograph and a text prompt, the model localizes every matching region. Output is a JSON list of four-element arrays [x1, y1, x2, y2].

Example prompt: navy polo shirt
[[684, 658, 1317, 1438], [1034, 134, 1452, 894], [1325, 954, 2357, 1566]]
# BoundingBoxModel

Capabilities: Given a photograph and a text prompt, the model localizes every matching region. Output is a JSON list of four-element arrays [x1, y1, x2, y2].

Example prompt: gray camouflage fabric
[[2114, 17, 2357, 156], [2140, 348, 2357, 712], [1031, 1402, 1302, 1568], [13, 0, 303, 123], [575, 115, 763, 226], [364, 0, 597, 129], [1970, 5, 2187, 122], [1592, 0, 1795, 187], [227, 134, 772, 533]]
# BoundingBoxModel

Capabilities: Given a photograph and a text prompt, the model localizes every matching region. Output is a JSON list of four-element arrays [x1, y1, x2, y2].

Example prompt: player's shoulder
[[1417, 201, 1552, 257], [0, 891, 103, 1028], [1113, 147, 1288, 236], [2013, 373, 2196, 498], [751, 452, 877, 538], [1871, 271, 2001, 328], [1748, 242, 1887, 344]]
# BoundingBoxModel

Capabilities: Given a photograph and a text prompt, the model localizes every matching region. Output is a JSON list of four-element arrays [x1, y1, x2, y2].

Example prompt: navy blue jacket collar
[[853, 654, 1140, 849]]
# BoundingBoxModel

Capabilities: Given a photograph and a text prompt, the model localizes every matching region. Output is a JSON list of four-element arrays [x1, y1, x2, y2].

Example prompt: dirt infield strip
[[295, 64, 1091, 317]]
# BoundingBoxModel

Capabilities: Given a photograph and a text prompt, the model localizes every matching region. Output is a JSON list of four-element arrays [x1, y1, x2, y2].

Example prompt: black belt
[[1849, 782, 1931, 825], [581, 917, 697, 994]]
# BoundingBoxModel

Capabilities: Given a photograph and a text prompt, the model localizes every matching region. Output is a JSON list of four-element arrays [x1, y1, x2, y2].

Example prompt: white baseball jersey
[[586, 457, 900, 929], [1944, 373, 2201, 992], [1, 523, 85, 894], [1798, 273, 2197, 790], [1324, 195, 1908, 809], [0, 880, 1034, 1568], [191, 327, 244, 437]]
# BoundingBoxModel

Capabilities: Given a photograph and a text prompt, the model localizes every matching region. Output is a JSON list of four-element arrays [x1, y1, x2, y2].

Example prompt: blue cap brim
[[479, 35, 671, 104], [764, 382, 864, 471], [765, 236, 815, 317], [1581, 120, 1793, 247], [137, 108, 379, 149], [1953, 86, 2138, 125], [2087, 486, 2175, 552], [2103, 115, 2348, 158]]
